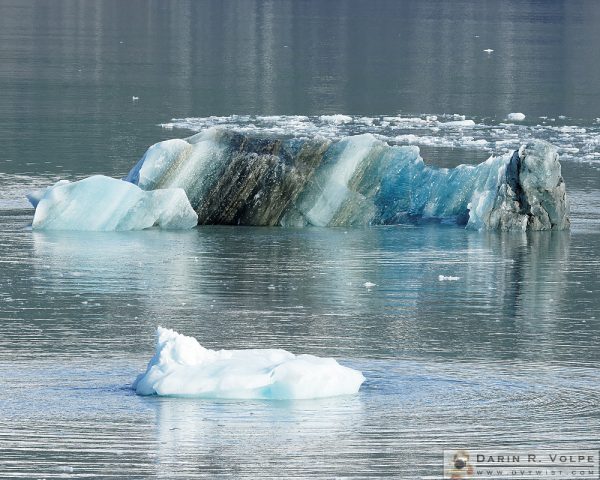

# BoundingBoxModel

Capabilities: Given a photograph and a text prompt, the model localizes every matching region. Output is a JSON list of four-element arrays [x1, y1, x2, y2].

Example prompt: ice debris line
[[133, 327, 365, 399], [28, 127, 570, 231]]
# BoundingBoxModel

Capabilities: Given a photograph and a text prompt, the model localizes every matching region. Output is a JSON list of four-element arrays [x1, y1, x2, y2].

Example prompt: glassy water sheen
[[1, 0, 599, 478]]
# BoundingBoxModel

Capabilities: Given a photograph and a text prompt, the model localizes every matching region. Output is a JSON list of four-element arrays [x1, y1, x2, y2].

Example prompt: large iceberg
[[134, 327, 365, 399], [27, 128, 570, 231], [124, 128, 570, 231], [30, 175, 197, 231]]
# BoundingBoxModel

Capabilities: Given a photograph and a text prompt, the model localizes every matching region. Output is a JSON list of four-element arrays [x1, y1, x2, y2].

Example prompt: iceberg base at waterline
[[133, 327, 365, 400], [28, 175, 198, 231]]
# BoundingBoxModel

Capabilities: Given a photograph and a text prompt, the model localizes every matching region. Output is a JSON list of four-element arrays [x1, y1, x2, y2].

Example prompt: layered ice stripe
[[30, 175, 197, 231], [134, 327, 365, 400]]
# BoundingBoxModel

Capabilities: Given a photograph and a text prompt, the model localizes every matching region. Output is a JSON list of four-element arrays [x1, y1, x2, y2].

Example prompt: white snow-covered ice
[[30, 175, 197, 231], [133, 327, 365, 399]]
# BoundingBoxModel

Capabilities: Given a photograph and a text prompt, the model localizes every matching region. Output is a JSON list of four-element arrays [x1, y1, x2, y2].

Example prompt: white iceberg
[[134, 327, 365, 400], [30, 175, 197, 231]]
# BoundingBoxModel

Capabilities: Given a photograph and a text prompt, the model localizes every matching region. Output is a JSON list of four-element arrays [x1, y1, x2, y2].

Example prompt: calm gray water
[[0, 1, 599, 478]]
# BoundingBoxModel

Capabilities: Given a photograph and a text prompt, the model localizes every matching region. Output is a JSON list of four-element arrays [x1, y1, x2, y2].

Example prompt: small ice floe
[[132, 96, 139, 101], [507, 112, 526, 121], [483, 49, 494, 53], [363, 282, 376, 288], [441, 119, 476, 128], [55, 465, 74, 473], [133, 327, 364, 399], [319, 114, 352, 124], [438, 275, 460, 281]]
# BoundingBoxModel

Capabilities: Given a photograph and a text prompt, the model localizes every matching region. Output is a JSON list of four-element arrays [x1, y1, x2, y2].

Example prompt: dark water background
[[0, 1, 599, 478]]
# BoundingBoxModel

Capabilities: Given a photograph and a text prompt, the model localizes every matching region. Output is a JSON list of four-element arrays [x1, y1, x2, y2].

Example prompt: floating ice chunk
[[134, 327, 365, 399], [55, 466, 74, 473], [438, 275, 460, 281], [507, 112, 526, 121], [319, 114, 353, 124], [358, 116, 375, 126], [441, 119, 476, 127], [31, 175, 197, 231]]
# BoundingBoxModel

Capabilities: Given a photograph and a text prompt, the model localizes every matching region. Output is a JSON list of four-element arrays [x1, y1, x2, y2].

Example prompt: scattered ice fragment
[[319, 114, 352, 124], [134, 327, 365, 399], [363, 282, 376, 288], [438, 275, 460, 281], [507, 112, 526, 121], [483, 48, 494, 53], [55, 466, 74, 473], [441, 119, 476, 127]]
